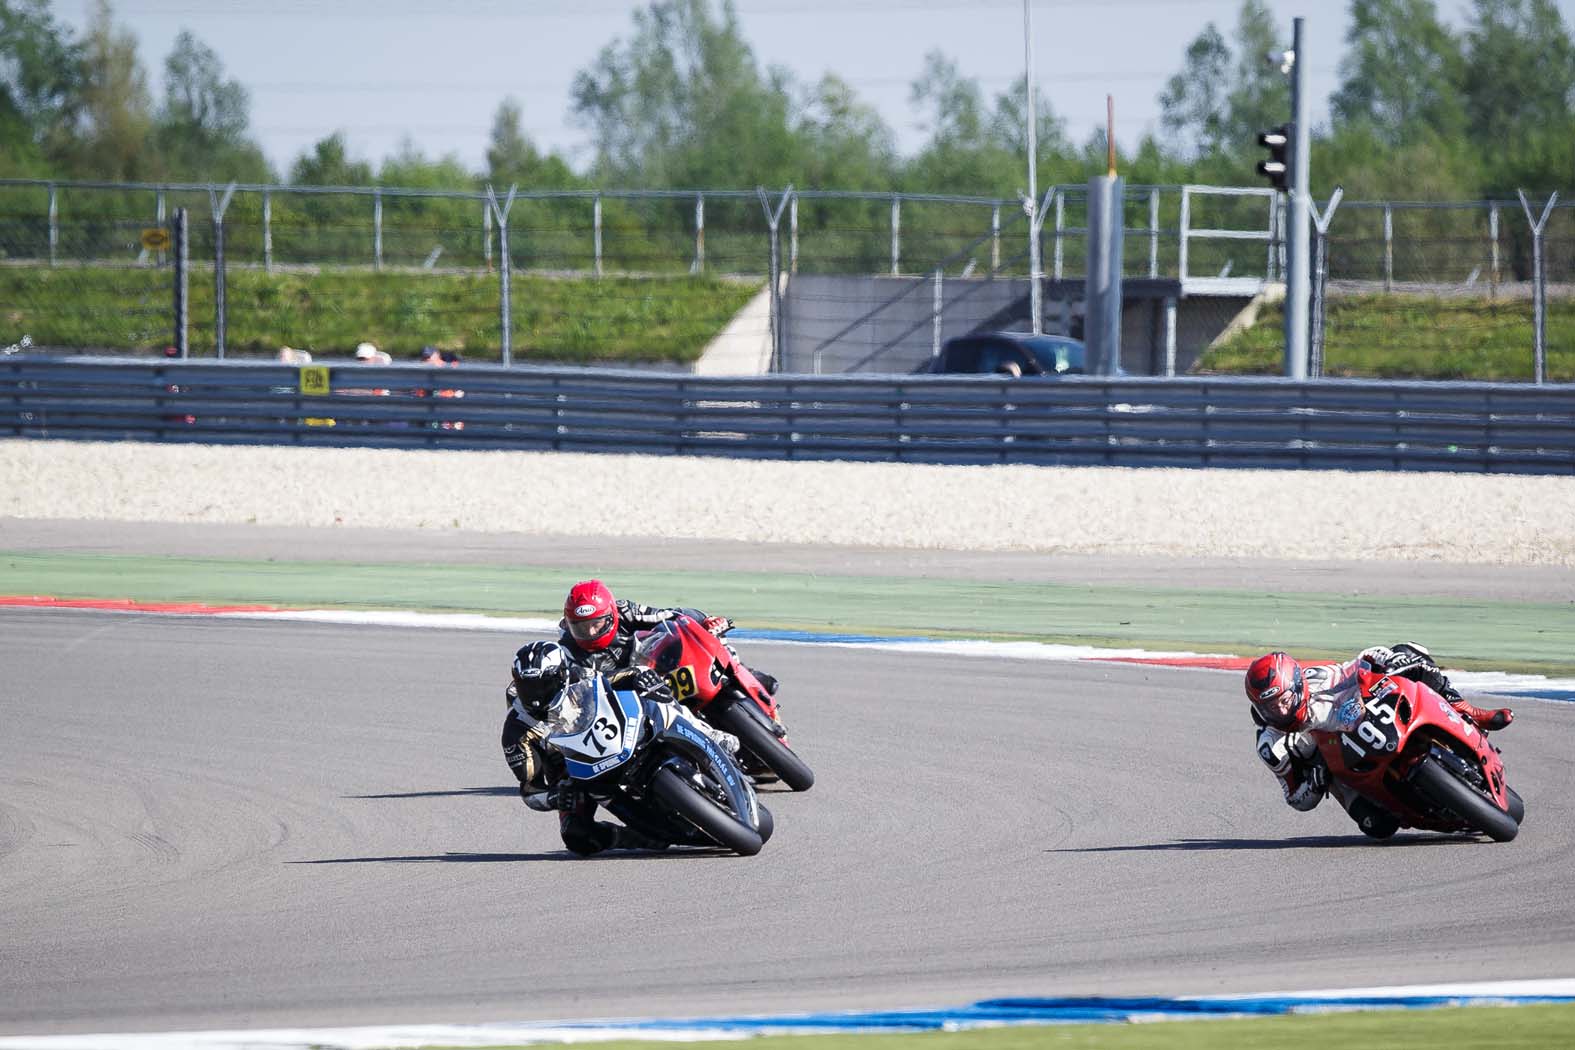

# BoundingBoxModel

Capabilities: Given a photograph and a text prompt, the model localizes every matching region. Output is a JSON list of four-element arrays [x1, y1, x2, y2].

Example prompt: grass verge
[[3, 551, 1572, 675], [0, 266, 762, 363], [412, 1002, 1575, 1050], [1195, 294, 1575, 380]]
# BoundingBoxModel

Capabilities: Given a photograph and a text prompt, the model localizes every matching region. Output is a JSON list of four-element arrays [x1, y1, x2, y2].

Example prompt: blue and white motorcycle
[[541, 673, 772, 856]]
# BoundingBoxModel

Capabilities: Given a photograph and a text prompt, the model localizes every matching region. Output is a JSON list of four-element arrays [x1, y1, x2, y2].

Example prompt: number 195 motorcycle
[[1314, 667, 1525, 842], [541, 673, 772, 856]]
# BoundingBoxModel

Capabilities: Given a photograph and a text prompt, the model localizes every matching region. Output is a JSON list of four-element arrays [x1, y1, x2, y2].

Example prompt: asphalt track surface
[[3, 608, 1575, 1038]]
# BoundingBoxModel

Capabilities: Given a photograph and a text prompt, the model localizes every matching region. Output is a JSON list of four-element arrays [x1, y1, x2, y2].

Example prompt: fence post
[[373, 188, 383, 270], [1489, 202, 1500, 296], [485, 184, 519, 366], [1308, 188, 1344, 379], [890, 194, 900, 276], [1265, 190, 1278, 281], [483, 201, 493, 271], [758, 186, 793, 372], [1383, 204, 1393, 292], [1178, 187, 1191, 282], [1148, 188, 1160, 278], [1518, 189, 1558, 385], [155, 188, 167, 266], [593, 193, 603, 278], [1163, 296, 1177, 376], [789, 194, 799, 275], [1029, 186, 1055, 336], [991, 203, 1001, 274], [263, 190, 273, 273], [208, 183, 236, 360], [1052, 190, 1065, 279], [932, 268, 944, 359], [47, 184, 57, 267], [693, 194, 705, 274], [173, 208, 189, 359]]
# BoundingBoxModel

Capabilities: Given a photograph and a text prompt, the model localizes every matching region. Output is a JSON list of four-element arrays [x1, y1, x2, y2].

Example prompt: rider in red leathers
[[1245, 643, 1513, 838]]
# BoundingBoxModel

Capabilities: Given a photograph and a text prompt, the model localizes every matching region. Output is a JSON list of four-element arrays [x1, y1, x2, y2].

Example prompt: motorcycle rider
[[558, 579, 779, 695], [1245, 642, 1513, 838], [501, 639, 739, 855]]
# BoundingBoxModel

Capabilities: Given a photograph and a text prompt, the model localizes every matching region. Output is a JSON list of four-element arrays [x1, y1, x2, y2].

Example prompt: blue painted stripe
[[560, 992, 1575, 1035]]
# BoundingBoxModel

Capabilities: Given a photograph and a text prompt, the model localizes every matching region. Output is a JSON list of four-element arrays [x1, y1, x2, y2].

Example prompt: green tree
[[0, 0, 83, 174], [1460, 0, 1575, 192], [1222, 1, 1290, 151], [152, 29, 268, 180], [1159, 22, 1231, 159], [794, 73, 896, 190], [485, 97, 577, 189], [289, 131, 372, 185], [1331, 0, 1467, 146], [570, 0, 799, 187], [59, 0, 153, 179]]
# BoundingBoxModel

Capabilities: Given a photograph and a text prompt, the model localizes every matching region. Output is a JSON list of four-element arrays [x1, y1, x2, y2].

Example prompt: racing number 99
[[665, 665, 698, 700]]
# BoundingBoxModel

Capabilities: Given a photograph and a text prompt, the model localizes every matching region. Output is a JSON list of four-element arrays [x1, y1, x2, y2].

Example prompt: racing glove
[[703, 615, 734, 637], [1285, 761, 1328, 812]]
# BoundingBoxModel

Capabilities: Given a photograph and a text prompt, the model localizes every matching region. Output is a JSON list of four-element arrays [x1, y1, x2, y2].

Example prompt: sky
[[51, 0, 1575, 180]]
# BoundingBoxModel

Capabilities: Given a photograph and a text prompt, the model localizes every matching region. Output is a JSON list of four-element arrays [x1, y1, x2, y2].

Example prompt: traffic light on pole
[[1256, 124, 1290, 191]]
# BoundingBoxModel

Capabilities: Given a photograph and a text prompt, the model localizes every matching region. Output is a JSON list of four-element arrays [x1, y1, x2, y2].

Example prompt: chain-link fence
[[2, 176, 1570, 381], [1301, 194, 1570, 382]]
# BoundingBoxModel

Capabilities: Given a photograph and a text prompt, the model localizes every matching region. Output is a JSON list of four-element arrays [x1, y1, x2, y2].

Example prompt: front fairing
[[543, 678, 645, 782]]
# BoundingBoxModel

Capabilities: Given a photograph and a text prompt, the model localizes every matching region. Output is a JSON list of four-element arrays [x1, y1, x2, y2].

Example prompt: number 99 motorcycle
[[1316, 666, 1525, 842], [540, 672, 772, 856], [633, 613, 815, 792]]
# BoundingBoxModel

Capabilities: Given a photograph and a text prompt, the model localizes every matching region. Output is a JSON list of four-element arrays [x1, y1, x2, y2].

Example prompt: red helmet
[[564, 580, 618, 651], [1245, 651, 1308, 730]]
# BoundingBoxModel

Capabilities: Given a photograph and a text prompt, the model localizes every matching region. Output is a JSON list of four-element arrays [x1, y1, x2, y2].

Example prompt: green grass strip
[[410, 1002, 1575, 1050], [0, 267, 760, 363], [1196, 293, 1575, 380], [3, 550, 1572, 674]]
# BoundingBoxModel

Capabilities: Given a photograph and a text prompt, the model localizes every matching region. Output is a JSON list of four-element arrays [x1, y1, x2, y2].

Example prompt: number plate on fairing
[[1338, 690, 1402, 767], [550, 688, 642, 779]]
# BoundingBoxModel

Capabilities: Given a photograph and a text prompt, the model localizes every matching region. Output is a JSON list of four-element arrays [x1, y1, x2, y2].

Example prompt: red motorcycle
[[1314, 667, 1524, 842], [633, 613, 815, 792]]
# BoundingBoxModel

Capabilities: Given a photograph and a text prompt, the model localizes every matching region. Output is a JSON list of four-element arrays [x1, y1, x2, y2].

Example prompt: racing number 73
[[580, 716, 619, 755]]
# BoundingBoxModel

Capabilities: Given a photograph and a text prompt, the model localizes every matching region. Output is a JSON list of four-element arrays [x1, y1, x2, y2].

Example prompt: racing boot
[[1347, 796, 1400, 840], [750, 668, 779, 696], [1444, 688, 1513, 731]]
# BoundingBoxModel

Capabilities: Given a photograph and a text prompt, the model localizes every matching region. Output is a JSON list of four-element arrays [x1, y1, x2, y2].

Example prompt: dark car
[[919, 331, 1087, 377]]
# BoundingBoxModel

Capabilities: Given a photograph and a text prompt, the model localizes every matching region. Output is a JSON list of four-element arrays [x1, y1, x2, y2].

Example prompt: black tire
[[649, 766, 763, 857], [757, 804, 774, 844], [1412, 757, 1519, 842], [1506, 785, 1525, 825], [715, 701, 815, 792]]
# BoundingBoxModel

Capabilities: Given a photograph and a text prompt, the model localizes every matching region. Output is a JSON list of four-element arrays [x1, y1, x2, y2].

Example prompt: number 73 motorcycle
[[540, 672, 772, 856], [1315, 667, 1525, 842]]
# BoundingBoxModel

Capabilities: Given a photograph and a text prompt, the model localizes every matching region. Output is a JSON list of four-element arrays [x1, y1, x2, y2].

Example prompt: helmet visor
[[568, 612, 614, 644], [1255, 669, 1306, 729]]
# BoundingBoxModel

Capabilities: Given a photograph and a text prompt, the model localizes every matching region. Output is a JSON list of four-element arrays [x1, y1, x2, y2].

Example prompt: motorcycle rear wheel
[[1412, 757, 1519, 842], [716, 700, 815, 792], [650, 766, 764, 857]]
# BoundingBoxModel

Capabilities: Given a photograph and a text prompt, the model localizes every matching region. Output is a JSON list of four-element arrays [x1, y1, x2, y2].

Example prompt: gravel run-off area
[[3, 440, 1573, 567]]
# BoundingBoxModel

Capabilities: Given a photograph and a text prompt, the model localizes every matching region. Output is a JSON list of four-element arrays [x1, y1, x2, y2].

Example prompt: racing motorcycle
[[1314, 666, 1524, 842], [540, 672, 772, 856], [633, 612, 815, 791]]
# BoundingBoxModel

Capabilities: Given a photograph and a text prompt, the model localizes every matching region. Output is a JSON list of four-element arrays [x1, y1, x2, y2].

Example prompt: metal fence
[[5, 358, 1572, 474], [0, 177, 1570, 381]]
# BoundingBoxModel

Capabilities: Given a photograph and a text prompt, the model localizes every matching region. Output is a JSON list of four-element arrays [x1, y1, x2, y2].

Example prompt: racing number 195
[[1344, 695, 1397, 756]]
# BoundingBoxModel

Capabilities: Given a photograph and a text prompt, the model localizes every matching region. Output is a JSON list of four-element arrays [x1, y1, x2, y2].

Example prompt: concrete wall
[[778, 274, 1253, 376]]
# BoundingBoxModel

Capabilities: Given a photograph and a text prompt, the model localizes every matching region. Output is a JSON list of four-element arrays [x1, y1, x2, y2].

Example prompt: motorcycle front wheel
[[715, 700, 815, 792], [1412, 757, 1520, 842], [650, 765, 764, 857]]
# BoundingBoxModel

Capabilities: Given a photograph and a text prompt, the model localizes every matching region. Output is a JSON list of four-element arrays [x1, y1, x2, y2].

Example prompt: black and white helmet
[[511, 641, 576, 714]]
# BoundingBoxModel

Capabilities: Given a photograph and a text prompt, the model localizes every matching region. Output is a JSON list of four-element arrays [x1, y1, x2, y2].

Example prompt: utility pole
[[1024, 0, 1042, 334], [1284, 16, 1312, 379]]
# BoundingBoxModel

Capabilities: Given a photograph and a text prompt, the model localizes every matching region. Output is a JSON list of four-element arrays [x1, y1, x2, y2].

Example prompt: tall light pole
[[1024, 0, 1042, 333], [1284, 16, 1311, 379]]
